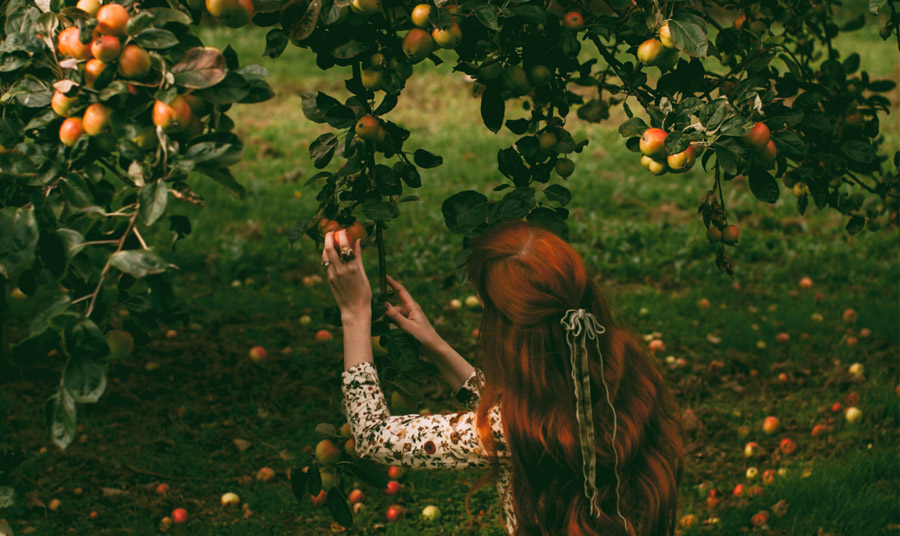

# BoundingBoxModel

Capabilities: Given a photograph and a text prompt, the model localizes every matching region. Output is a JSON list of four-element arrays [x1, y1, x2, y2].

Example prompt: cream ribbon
[[561, 308, 628, 533]]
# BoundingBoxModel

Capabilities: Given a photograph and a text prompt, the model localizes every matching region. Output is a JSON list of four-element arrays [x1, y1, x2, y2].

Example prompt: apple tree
[[0, 0, 272, 451], [1, 0, 899, 525]]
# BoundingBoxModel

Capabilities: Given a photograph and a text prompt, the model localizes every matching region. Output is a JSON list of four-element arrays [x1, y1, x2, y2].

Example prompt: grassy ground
[[2, 11, 899, 536]]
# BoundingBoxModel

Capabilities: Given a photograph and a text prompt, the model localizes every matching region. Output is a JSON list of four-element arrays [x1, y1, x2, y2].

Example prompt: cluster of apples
[[402, 4, 463, 63], [638, 127, 697, 176], [636, 22, 681, 71], [317, 218, 369, 245], [52, 1, 209, 150], [191, 0, 254, 27], [742, 122, 777, 165]]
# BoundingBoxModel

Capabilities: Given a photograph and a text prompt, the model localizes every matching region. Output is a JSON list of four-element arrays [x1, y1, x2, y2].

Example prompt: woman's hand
[[383, 275, 444, 357], [322, 230, 372, 320]]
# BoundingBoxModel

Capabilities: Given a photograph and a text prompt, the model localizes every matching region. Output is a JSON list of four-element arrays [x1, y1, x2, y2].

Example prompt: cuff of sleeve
[[342, 361, 378, 386], [454, 368, 484, 408]]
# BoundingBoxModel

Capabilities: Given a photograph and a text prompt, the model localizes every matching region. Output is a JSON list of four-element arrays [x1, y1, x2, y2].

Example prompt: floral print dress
[[342, 362, 516, 534]]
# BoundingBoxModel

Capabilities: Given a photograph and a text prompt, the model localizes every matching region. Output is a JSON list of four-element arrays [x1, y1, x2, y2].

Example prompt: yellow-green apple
[[96, 4, 130, 36], [216, 0, 253, 27], [319, 468, 341, 489], [743, 441, 759, 457], [538, 131, 557, 152], [361, 68, 383, 90], [637, 38, 665, 65], [51, 91, 77, 117], [640, 155, 667, 175], [555, 158, 575, 177], [410, 3, 431, 27], [499, 65, 530, 96], [84, 59, 107, 87], [422, 505, 441, 521], [350, 0, 380, 15], [91, 35, 121, 62], [77, 0, 101, 15], [106, 329, 134, 359], [117, 45, 151, 78], [220, 492, 240, 506], [659, 22, 675, 48], [562, 11, 584, 30], [340, 422, 352, 438], [402, 28, 434, 63], [745, 466, 758, 479], [299, 315, 311, 325], [432, 22, 462, 49], [153, 96, 193, 133], [667, 146, 695, 172], [477, 60, 502, 81], [131, 127, 158, 151], [848, 362, 863, 377], [82, 103, 113, 135], [449, 298, 463, 310], [639, 128, 667, 157], [315, 439, 341, 465], [527, 64, 551, 87]]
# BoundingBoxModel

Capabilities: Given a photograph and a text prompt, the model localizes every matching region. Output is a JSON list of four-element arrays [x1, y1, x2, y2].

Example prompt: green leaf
[[480, 85, 504, 133], [344, 458, 388, 488], [310, 133, 338, 169], [290, 466, 308, 501], [109, 250, 173, 278], [748, 166, 779, 204], [870, 0, 888, 13], [698, 98, 729, 130], [325, 487, 353, 527], [65, 319, 110, 362], [386, 331, 420, 371], [139, 180, 168, 226], [771, 132, 806, 161], [134, 28, 178, 49], [488, 188, 534, 224], [332, 39, 368, 60], [667, 13, 708, 57], [201, 168, 246, 199], [842, 141, 877, 164], [617, 117, 647, 137], [362, 200, 398, 221], [442, 191, 489, 234], [171, 47, 227, 89], [62, 355, 108, 403], [473, 4, 498, 30], [0, 486, 15, 509], [45, 388, 76, 450], [526, 207, 568, 240], [413, 149, 442, 169], [264, 28, 289, 59], [0, 206, 39, 279], [543, 184, 571, 206]]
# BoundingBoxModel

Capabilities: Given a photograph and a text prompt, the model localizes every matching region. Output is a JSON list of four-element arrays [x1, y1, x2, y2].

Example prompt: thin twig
[[133, 227, 149, 250], [85, 211, 137, 318]]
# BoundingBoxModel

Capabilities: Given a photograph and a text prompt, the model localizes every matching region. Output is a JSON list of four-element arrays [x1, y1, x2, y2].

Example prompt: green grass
[[2, 12, 899, 536]]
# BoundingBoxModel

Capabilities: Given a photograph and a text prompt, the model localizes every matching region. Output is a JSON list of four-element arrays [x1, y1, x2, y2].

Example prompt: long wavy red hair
[[465, 221, 684, 536]]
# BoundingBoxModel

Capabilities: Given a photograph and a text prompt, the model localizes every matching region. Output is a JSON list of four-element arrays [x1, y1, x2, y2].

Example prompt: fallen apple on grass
[[387, 466, 405, 479], [155, 483, 170, 495], [310, 490, 328, 507], [248, 346, 267, 362], [422, 505, 441, 521], [348, 489, 364, 504], [385, 480, 402, 495], [762, 416, 780, 434], [844, 406, 862, 423], [386, 504, 405, 522], [255, 467, 275, 482], [220, 492, 240, 507], [171, 508, 188, 524], [315, 329, 333, 342]]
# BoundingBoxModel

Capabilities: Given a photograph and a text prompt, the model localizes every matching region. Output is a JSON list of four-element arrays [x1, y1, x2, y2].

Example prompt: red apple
[[315, 329, 333, 342], [96, 4, 130, 37], [171, 508, 188, 524], [248, 346, 267, 362], [842, 308, 857, 323], [91, 35, 121, 62], [153, 96, 193, 133], [386, 504, 405, 522], [355, 115, 385, 142], [722, 225, 739, 245], [799, 276, 813, 289], [776, 332, 790, 343], [51, 91, 77, 117], [637, 38, 665, 65], [432, 22, 462, 49], [762, 416, 779, 434], [387, 466, 405, 479], [779, 437, 796, 455], [639, 128, 667, 157], [732, 483, 744, 497], [315, 439, 341, 465], [402, 28, 434, 64], [562, 11, 584, 30], [667, 146, 695, 172], [743, 122, 770, 151], [59, 117, 85, 146], [410, 4, 431, 28], [759, 139, 777, 163], [155, 483, 170, 495], [348, 489, 364, 504], [751, 511, 769, 527], [310, 490, 328, 507], [648, 339, 665, 353], [385, 480, 402, 495], [117, 45, 151, 79], [810, 424, 828, 437], [82, 103, 113, 136], [256, 467, 275, 482], [83, 59, 107, 88]]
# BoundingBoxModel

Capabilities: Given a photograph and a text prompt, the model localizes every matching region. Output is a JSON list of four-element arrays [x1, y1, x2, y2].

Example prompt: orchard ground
[[3, 13, 899, 536]]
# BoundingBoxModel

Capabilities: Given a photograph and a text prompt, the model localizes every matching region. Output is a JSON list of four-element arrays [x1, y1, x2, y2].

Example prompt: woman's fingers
[[384, 303, 412, 329], [323, 231, 340, 266], [386, 275, 418, 310]]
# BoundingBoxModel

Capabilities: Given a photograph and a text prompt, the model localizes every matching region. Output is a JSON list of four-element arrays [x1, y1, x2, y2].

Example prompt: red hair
[[465, 221, 684, 536]]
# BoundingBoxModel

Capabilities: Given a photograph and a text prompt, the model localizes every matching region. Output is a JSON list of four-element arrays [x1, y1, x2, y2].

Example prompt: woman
[[321, 221, 684, 535]]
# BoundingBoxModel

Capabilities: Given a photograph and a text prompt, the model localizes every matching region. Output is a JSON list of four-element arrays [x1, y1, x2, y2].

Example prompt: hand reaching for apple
[[322, 230, 372, 320], [383, 275, 444, 359]]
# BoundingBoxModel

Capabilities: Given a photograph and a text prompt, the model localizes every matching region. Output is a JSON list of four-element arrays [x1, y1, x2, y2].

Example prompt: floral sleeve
[[454, 368, 485, 410], [342, 362, 507, 469]]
